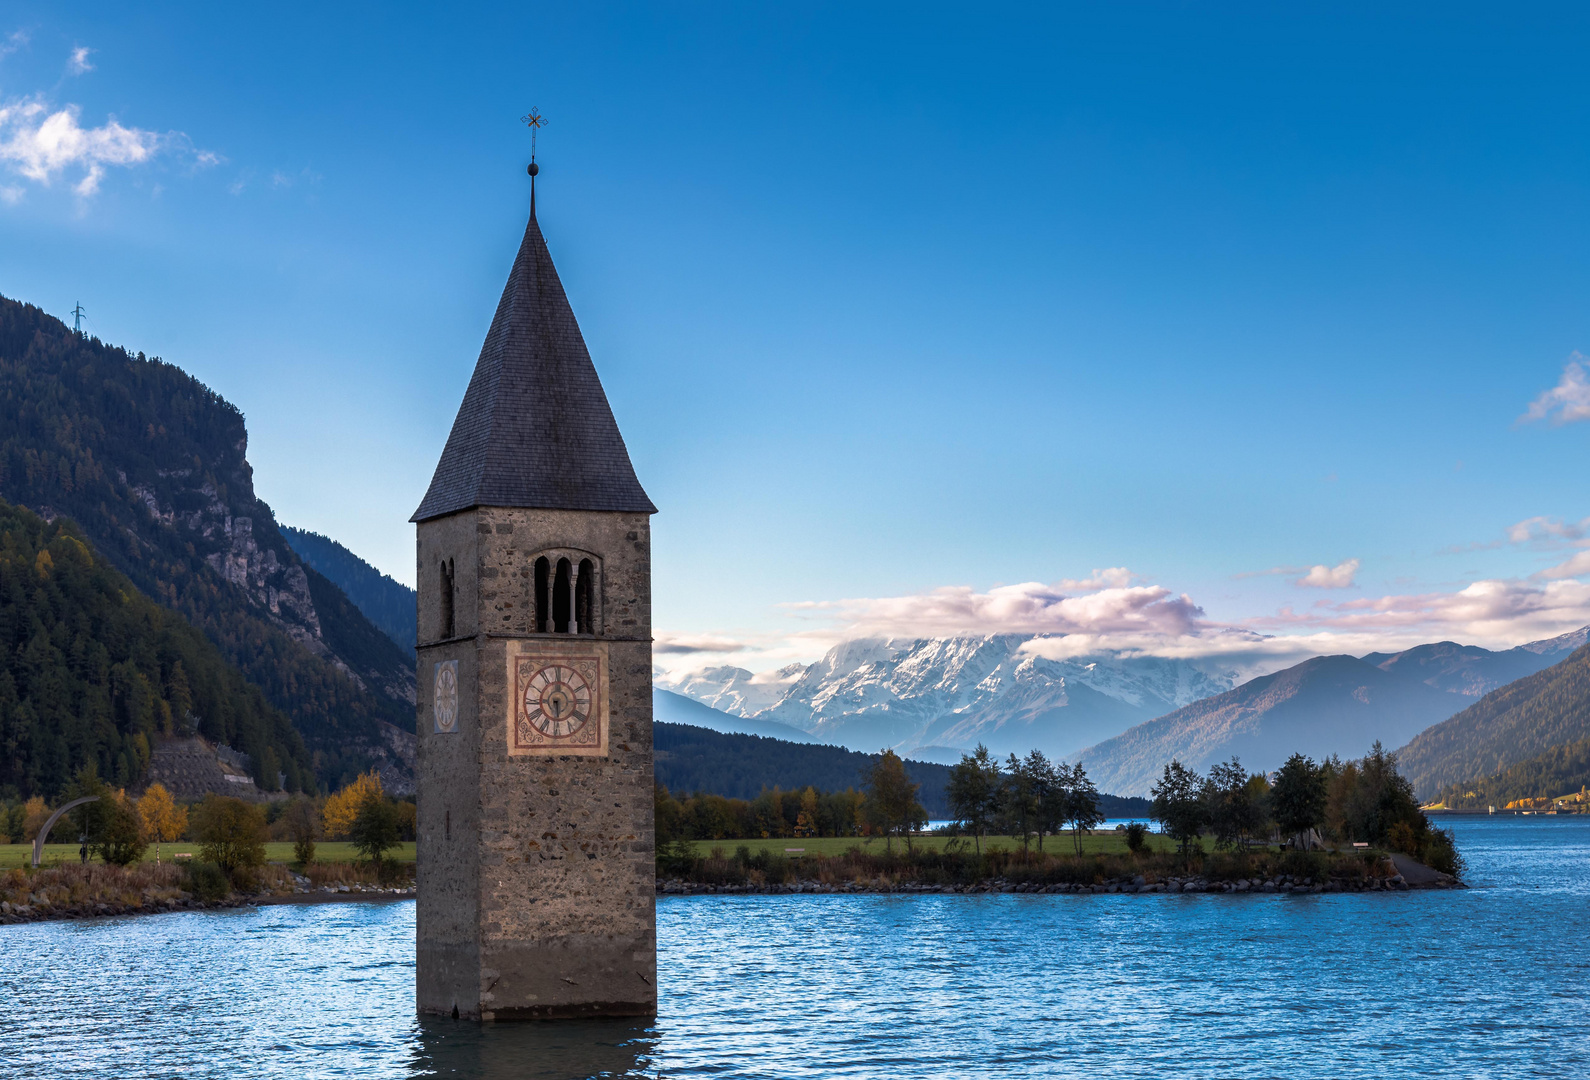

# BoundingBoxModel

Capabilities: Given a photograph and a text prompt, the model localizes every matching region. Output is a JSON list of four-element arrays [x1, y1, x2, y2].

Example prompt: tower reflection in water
[[408, 1016, 657, 1079]]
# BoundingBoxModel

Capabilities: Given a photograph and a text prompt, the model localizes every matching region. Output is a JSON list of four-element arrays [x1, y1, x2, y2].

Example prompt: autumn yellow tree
[[20, 796, 50, 842], [795, 787, 819, 838], [137, 783, 188, 864], [323, 772, 384, 840]]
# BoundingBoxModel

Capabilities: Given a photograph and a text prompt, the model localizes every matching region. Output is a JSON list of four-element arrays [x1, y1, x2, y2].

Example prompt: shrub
[[193, 795, 267, 875], [1124, 821, 1149, 855], [97, 799, 148, 867], [282, 797, 318, 866], [185, 861, 230, 902], [1277, 850, 1329, 881], [655, 837, 696, 876], [349, 796, 401, 879], [1420, 826, 1465, 880]]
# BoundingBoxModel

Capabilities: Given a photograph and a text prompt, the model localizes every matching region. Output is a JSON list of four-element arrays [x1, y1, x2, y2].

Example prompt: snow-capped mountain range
[[658, 627, 1590, 771], [658, 635, 1242, 763]]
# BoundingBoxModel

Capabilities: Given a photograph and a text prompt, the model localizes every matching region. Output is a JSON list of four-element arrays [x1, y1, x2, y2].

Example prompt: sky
[[2, 3, 1590, 679]]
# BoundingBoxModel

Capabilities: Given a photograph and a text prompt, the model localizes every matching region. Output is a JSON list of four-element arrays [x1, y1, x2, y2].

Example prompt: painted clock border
[[504, 640, 610, 757]]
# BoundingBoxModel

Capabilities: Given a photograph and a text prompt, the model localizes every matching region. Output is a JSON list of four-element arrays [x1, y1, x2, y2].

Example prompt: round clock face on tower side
[[521, 663, 593, 739], [433, 660, 458, 734]]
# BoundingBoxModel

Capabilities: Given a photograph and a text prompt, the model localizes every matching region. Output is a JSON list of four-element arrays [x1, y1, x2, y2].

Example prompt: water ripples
[[0, 818, 1585, 1078]]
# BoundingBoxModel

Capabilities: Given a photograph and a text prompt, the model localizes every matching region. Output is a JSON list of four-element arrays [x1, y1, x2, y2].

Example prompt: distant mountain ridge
[[664, 627, 1589, 796], [0, 293, 416, 791], [661, 635, 1241, 761], [282, 526, 416, 655], [1075, 655, 1461, 795], [654, 688, 819, 743], [1074, 629, 1589, 795]]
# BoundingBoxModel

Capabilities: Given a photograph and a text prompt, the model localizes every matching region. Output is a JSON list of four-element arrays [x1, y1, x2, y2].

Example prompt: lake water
[[1, 816, 1586, 1078]]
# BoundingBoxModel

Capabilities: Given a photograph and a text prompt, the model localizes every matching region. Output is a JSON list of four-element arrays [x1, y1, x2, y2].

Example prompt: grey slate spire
[[411, 207, 656, 522]]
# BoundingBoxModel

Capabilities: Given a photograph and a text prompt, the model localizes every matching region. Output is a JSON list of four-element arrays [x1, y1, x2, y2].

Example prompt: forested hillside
[[0, 293, 414, 789], [0, 499, 312, 798], [1434, 738, 1590, 809], [655, 722, 1153, 818], [282, 526, 415, 654], [1398, 644, 1590, 799], [656, 722, 955, 814]]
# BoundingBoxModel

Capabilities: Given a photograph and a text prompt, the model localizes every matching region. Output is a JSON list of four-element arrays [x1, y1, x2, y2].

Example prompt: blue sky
[[3, 3, 1590, 675]]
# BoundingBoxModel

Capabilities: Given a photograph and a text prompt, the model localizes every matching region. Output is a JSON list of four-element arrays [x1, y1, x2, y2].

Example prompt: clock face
[[508, 648, 607, 756], [520, 663, 593, 739], [433, 660, 458, 734]]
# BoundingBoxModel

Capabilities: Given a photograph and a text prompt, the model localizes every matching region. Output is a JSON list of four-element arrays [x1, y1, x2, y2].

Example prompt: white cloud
[[783, 579, 1205, 642], [1055, 567, 1133, 590], [1254, 577, 1590, 647], [1508, 515, 1590, 544], [658, 552, 1590, 680], [0, 93, 215, 199], [1295, 558, 1359, 589], [0, 31, 27, 62], [654, 632, 751, 655], [1236, 558, 1360, 587], [1540, 550, 1590, 581], [1521, 353, 1590, 426], [67, 47, 93, 75]]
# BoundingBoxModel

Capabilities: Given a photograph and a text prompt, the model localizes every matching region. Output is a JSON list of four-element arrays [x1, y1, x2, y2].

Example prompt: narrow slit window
[[439, 558, 455, 639]]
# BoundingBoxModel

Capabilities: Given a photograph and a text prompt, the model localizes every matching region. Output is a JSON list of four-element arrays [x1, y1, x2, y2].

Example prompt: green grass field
[[686, 831, 1183, 859], [0, 841, 417, 869]]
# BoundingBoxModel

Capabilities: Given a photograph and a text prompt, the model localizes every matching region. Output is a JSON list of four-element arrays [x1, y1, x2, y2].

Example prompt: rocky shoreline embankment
[[658, 866, 1460, 896], [0, 881, 417, 925]]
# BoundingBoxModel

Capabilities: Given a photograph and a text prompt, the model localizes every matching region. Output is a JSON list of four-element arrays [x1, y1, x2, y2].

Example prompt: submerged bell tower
[[412, 138, 657, 1020]]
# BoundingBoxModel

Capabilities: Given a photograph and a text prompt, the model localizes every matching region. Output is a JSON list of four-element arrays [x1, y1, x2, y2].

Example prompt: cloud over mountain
[[783, 577, 1204, 642]]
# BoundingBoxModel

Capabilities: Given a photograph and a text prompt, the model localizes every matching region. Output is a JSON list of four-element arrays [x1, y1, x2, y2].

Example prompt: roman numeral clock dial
[[507, 646, 608, 756], [523, 664, 592, 738]]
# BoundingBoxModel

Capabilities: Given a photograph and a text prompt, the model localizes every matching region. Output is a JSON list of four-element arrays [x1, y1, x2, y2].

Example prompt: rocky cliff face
[[128, 462, 416, 709], [0, 292, 416, 790]]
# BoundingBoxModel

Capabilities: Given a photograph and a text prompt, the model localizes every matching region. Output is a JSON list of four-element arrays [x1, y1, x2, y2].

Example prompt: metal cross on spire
[[521, 108, 547, 216], [521, 108, 547, 161]]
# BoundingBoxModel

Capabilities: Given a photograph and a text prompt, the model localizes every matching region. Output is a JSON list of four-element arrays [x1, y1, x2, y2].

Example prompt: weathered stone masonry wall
[[416, 508, 656, 1020]]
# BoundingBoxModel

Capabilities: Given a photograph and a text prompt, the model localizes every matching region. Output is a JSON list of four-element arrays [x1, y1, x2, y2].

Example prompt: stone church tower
[[411, 174, 657, 1020]]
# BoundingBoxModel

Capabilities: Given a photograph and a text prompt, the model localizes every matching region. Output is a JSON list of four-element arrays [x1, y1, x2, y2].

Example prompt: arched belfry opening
[[552, 558, 572, 633], [577, 558, 595, 635], [534, 556, 550, 632]]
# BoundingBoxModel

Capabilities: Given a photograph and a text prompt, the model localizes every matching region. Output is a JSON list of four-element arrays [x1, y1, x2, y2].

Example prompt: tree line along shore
[[655, 742, 1465, 893], [0, 767, 416, 924], [2, 740, 1466, 923]]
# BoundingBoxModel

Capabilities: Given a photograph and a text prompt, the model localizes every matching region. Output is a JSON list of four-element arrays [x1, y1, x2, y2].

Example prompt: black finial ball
[[528, 162, 539, 177]]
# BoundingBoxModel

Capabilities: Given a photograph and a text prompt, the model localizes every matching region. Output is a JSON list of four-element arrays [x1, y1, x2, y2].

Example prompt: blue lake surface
[[0, 816, 1586, 1078]]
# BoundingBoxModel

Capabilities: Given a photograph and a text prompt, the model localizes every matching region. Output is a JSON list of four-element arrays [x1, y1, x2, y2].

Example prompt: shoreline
[[657, 868, 1460, 896], [1, 885, 416, 925]]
